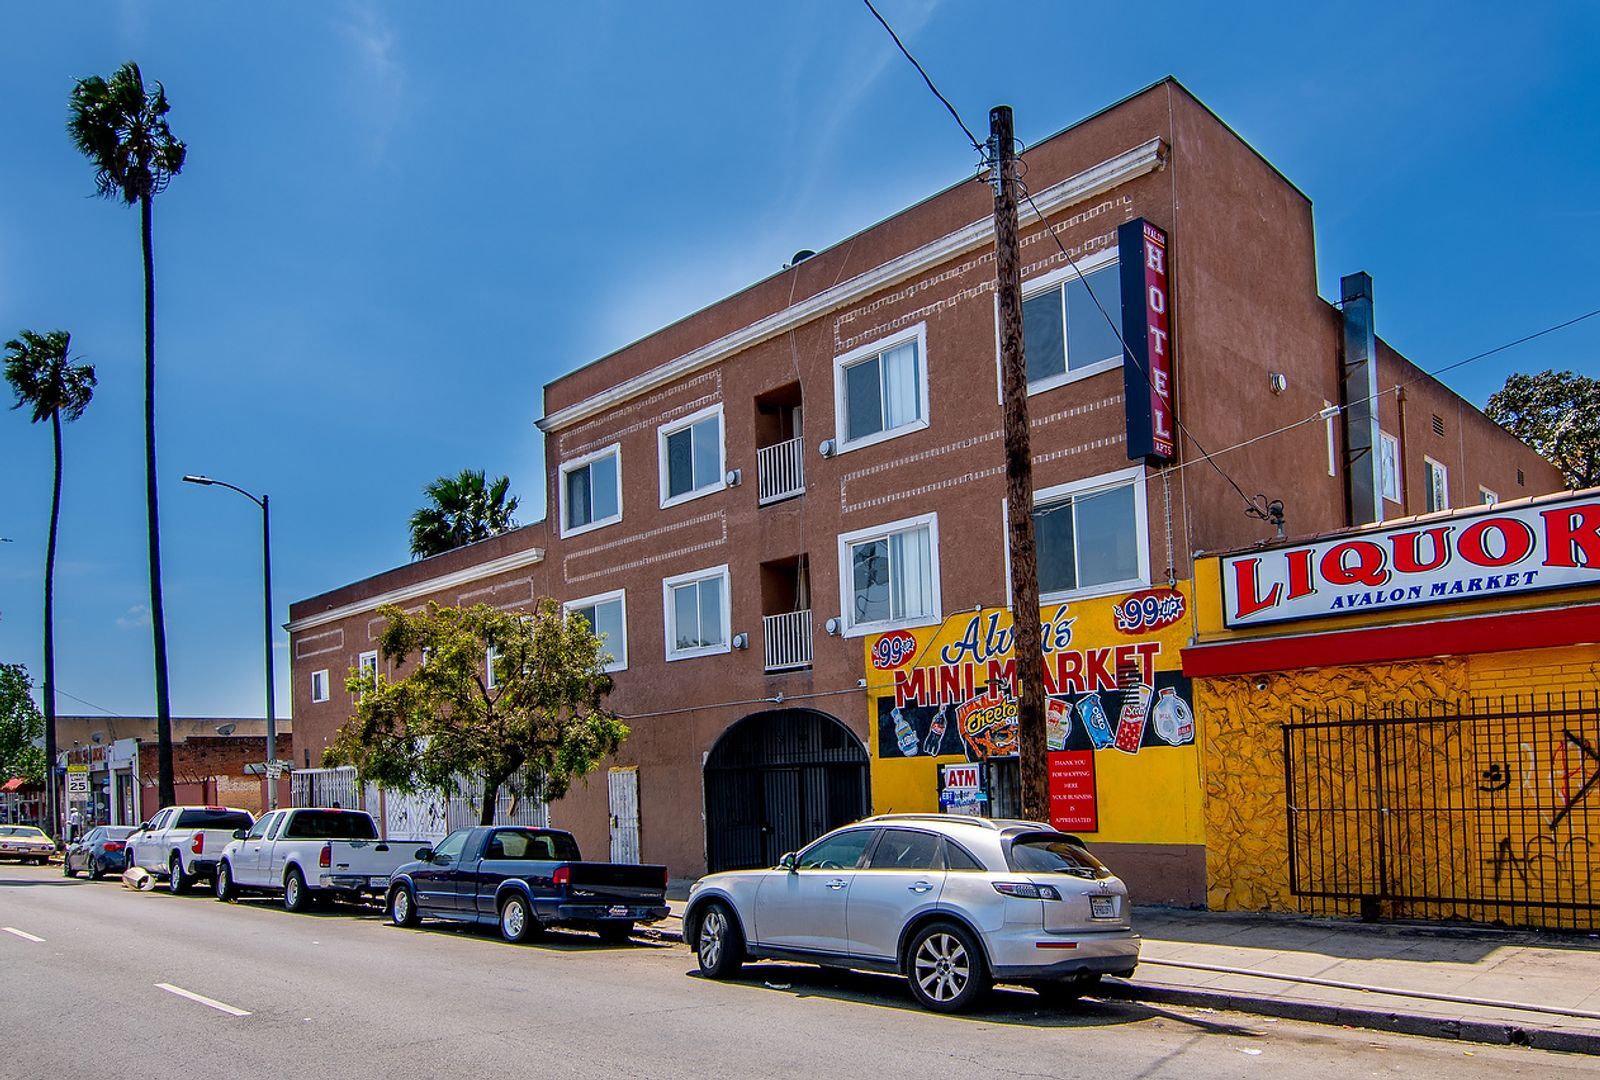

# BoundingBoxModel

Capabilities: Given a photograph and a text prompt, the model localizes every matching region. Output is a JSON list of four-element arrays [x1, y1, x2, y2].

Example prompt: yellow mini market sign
[[862, 585, 1204, 846]]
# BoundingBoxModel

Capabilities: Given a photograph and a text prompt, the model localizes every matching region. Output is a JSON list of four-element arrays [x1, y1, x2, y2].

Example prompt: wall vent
[[1432, 414, 1446, 437]]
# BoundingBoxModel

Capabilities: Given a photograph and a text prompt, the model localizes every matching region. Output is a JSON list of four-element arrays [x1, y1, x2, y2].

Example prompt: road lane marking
[[155, 983, 252, 1017], [2, 927, 45, 942]]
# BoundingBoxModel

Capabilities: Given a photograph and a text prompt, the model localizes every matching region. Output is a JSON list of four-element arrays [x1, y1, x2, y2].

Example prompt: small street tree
[[5, 329, 96, 839], [409, 469, 519, 559], [323, 599, 625, 825], [0, 663, 47, 788], [1486, 369, 1600, 490]]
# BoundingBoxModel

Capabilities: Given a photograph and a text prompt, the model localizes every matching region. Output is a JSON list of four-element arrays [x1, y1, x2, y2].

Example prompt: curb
[[1096, 979, 1600, 1056], [652, 918, 1597, 1054]]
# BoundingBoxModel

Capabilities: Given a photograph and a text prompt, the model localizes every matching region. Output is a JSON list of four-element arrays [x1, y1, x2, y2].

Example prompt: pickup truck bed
[[388, 826, 669, 943]]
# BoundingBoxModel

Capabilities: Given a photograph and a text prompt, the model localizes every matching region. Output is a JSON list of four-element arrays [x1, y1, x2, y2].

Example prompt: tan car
[[0, 825, 56, 865]]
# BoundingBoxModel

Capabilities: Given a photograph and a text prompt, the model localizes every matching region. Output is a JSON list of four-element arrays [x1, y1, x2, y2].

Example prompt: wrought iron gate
[[1283, 692, 1600, 931]]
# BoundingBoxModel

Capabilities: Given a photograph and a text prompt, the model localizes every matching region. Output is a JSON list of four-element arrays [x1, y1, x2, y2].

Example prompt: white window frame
[[662, 564, 732, 661], [833, 322, 931, 454], [310, 669, 329, 704], [558, 442, 623, 539], [836, 512, 943, 638], [1379, 430, 1402, 504], [998, 248, 1124, 401], [563, 588, 629, 673], [485, 646, 501, 690], [358, 651, 379, 692], [1480, 486, 1500, 506], [657, 403, 727, 509], [1424, 456, 1450, 513], [1004, 465, 1150, 605]]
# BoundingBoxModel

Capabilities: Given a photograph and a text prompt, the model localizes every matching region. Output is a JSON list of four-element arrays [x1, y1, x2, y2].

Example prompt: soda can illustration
[[1113, 683, 1153, 754], [1151, 687, 1196, 746], [892, 707, 920, 756], [922, 705, 949, 756], [1045, 698, 1071, 751], [1077, 692, 1115, 750]]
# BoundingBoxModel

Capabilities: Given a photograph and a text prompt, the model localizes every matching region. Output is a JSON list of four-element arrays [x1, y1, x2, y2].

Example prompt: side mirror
[[232, 829, 249, 840], [414, 847, 433, 862], [138, 822, 151, 832], [778, 852, 799, 873]]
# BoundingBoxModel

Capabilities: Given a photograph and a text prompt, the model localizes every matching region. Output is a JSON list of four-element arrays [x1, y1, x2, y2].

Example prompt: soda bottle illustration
[[922, 704, 949, 756], [1151, 687, 1195, 746], [892, 708, 920, 756], [1113, 682, 1153, 754], [1045, 698, 1071, 751], [1077, 692, 1115, 750]]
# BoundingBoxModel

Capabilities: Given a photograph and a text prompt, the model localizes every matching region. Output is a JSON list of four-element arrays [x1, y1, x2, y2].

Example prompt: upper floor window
[[659, 404, 725, 508], [1023, 467, 1148, 601], [310, 670, 329, 704], [1424, 457, 1450, 513], [833, 324, 928, 452], [1379, 431, 1402, 504], [1021, 258, 1123, 393], [838, 513, 941, 637], [564, 590, 628, 672], [560, 444, 621, 538], [1480, 486, 1499, 506], [358, 651, 378, 690], [663, 565, 730, 660], [485, 646, 501, 690]]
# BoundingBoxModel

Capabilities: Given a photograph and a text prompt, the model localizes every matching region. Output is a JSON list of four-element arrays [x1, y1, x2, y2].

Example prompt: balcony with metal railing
[[762, 609, 813, 672], [757, 436, 805, 505]]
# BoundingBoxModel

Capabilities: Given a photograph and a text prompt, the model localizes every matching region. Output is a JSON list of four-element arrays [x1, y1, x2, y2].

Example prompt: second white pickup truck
[[214, 807, 419, 911]]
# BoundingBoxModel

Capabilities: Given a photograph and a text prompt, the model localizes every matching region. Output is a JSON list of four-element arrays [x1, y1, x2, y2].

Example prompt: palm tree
[[409, 469, 520, 558], [68, 62, 186, 808], [4, 330, 96, 843]]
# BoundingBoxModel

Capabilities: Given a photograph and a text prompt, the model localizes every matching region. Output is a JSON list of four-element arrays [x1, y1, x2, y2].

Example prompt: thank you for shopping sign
[[1221, 491, 1600, 627]]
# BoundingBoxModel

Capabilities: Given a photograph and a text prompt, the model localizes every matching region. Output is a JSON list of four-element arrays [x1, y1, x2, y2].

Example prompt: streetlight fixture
[[182, 474, 280, 809]]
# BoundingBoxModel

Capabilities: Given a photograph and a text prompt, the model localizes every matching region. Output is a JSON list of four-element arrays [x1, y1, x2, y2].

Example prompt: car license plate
[[608, 905, 628, 917], [1090, 896, 1117, 919]]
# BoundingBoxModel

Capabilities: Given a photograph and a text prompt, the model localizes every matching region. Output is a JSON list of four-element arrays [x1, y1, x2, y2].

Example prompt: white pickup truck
[[214, 807, 420, 912], [128, 805, 257, 895]]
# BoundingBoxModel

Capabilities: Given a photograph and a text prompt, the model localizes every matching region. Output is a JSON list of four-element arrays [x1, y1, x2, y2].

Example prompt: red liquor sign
[[1118, 218, 1176, 463]]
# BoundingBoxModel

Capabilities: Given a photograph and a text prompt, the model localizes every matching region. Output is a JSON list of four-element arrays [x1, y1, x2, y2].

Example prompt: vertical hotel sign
[[1118, 218, 1175, 462]]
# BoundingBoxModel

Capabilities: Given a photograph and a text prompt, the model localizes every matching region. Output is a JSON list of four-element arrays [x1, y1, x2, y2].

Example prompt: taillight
[[552, 865, 570, 887], [992, 881, 1062, 900], [103, 842, 124, 852], [190, 832, 204, 855], [662, 867, 670, 889], [319, 843, 331, 868]]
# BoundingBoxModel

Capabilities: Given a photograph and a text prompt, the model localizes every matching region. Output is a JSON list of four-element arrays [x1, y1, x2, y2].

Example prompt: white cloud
[[339, 0, 404, 158], [115, 604, 150, 630]]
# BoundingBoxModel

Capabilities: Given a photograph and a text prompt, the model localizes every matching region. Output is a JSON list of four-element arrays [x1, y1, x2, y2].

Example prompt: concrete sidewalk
[[653, 898, 1600, 1054]]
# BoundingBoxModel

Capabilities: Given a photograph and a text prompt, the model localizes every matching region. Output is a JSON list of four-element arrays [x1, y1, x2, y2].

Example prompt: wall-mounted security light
[[732, 633, 749, 650], [725, 468, 742, 487], [819, 439, 836, 458], [1268, 372, 1288, 395], [824, 617, 841, 636]]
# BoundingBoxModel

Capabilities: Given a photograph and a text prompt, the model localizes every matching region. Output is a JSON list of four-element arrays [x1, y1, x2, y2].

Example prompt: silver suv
[[683, 814, 1139, 1013]]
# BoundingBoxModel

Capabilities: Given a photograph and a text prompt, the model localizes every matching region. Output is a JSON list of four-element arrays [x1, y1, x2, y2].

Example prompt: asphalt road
[[0, 861, 1589, 1079]]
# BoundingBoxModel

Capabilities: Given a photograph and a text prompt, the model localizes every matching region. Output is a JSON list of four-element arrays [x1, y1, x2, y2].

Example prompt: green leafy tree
[[4, 330, 96, 836], [0, 664, 46, 787], [1486, 369, 1599, 490], [324, 599, 625, 825], [409, 469, 520, 559], [68, 62, 187, 809]]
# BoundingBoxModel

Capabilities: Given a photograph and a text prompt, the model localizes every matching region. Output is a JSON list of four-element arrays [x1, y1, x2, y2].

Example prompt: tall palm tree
[[68, 62, 186, 808], [409, 469, 520, 558], [4, 330, 96, 842]]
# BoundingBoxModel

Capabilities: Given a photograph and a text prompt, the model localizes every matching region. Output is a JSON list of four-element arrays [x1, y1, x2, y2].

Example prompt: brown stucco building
[[287, 79, 1563, 903]]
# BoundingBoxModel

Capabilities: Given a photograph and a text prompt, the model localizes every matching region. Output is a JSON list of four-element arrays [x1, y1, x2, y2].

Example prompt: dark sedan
[[63, 826, 137, 880]]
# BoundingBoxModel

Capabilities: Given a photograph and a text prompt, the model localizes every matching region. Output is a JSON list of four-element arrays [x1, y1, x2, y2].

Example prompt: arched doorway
[[704, 709, 869, 873]]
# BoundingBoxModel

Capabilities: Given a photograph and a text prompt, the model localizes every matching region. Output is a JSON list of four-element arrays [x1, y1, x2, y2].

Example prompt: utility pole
[[990, 105, 1048, 824]]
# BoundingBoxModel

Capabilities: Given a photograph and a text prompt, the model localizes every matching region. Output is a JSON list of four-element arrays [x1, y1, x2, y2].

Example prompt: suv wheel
[[168, 854, 190, 895], [694, 902, 744, 979], [905, 921, 990, 1013]]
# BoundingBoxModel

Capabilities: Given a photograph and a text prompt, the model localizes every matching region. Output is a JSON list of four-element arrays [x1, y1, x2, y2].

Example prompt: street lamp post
[[182, 474, 278, 809]]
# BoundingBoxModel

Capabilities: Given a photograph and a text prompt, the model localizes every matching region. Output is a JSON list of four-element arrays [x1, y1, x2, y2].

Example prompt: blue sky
[[2, 1, 1597, 722]]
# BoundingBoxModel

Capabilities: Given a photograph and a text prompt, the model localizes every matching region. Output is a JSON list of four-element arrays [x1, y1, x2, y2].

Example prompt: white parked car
[[683, 814, 1140, 1013], [127, 805, 255, 894], [215, 807, 420, 912]]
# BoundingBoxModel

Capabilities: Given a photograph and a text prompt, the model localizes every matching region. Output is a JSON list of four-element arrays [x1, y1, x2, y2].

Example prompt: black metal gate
[[1283, 692, 1600, 931], [704, 709, 868, 873]]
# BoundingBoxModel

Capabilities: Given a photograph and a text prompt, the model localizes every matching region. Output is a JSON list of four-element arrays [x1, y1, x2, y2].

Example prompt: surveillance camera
[[1254, 679, 1269, 692]]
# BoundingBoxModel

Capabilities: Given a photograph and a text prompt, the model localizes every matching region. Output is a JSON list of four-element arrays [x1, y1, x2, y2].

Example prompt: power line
[[859, 0, 984, 156], [52, 687, 127, 718]]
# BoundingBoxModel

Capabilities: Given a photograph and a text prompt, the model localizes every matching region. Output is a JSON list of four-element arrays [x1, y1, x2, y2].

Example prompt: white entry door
[[608, 767, 640, 864]]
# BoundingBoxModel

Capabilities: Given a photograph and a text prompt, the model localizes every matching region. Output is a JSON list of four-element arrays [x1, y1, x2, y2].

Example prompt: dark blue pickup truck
[[386, 826, 669, 943]]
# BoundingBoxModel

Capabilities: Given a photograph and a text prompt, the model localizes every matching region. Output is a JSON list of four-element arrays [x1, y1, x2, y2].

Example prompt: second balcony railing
[[762, 609, 813, 672], [757, 436, 805, 505]]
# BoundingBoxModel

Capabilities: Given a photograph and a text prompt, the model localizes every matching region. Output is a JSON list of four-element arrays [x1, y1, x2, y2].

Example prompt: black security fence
[[1283, 692, 1600, 931]]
